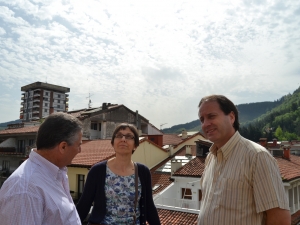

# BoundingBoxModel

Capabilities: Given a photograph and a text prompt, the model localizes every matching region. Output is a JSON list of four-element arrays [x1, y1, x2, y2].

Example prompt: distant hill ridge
[[162, 89, 296, 135], [0, 119, 22, 128]]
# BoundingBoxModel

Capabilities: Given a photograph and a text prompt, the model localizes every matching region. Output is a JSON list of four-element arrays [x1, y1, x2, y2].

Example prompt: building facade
[[20, 81, 70, 121]]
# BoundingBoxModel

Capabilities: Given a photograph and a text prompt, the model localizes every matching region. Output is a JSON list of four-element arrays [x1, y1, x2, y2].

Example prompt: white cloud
[[0, 0, 299, 128]]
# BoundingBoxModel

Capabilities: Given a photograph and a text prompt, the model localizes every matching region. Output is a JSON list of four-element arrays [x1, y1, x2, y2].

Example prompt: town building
[[20, 81, 70, 121]]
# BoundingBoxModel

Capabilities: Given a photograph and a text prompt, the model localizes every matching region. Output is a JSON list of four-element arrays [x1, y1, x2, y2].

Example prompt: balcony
[[33, 98, 40, 103], [21, 96, 24, 100], [33, 92, 40, 97], [31, 116, 40, 120], [155, 196, 200, 214]]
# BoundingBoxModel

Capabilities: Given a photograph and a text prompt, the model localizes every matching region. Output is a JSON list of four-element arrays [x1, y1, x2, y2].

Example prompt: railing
[[159, 197, 199, 210]]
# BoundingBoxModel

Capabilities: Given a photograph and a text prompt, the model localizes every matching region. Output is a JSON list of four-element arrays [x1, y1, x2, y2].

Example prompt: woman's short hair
[[111, 123, 140, 148], [198, 94, 240, 131], [36, 112, 83, 150]]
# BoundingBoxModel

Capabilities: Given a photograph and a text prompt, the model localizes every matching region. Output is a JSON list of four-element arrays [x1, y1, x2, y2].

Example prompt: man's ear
[[58, 141, 68, 154], [229, 111, 235, 125]]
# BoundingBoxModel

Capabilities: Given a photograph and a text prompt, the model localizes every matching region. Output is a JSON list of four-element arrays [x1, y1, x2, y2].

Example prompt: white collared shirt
[[0, 150, 81, 225]]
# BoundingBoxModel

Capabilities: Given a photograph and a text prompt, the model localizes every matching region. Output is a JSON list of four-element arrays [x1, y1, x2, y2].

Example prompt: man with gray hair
[[0, 112, 83, 225]]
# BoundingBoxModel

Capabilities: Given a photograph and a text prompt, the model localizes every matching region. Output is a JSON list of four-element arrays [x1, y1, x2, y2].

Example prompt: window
[[58, 94, 61, 98], [18, 140, 25, 153], [44, 109, 48, 112], [44, 97, 48, 101], [99, 123, 101, 131], [77, 174, 85, 199], [181, 188, 192, 200], [91, 122, 97, 130], [45, 92, 49, 96], [199, 189, 202, 201], [58, 100, 60, 103], [45, 103, 48, 107], [29, 139, 34, 146], [57, 105, 60, 108], [2, 160, 10, 171]]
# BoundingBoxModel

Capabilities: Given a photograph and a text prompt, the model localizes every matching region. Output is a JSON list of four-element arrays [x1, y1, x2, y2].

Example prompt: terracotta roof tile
[[275, 155, 300, 181], [71, 140, 115, 167], [163, 134, 183, 146], [150, 157, 174, 195], [154, 209, 198, 225], [173, 156, 206, 177], [0, 126, 39, 135], [292, 209, 300, 225]]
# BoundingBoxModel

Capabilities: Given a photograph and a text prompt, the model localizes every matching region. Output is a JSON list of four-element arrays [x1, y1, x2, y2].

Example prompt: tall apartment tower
[[20, 81, 70, 121]]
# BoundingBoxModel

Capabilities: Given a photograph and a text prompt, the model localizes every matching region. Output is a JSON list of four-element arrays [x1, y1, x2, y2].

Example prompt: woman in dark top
[[76, 123, 161, 225]]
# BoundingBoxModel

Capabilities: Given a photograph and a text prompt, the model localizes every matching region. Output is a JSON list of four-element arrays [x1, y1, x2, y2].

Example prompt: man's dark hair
[[36, 112, 83, 150], [198, 95, 240, 131], [111, 123, 140, 150]]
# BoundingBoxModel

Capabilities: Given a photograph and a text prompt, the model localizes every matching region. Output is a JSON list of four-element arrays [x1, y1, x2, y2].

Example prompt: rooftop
[[21, 81, 70, 93]]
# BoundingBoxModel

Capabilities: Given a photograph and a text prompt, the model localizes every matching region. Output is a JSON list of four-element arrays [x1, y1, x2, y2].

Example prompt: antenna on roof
[[160, 123, 167, 130], [86, 93, 94, 108]]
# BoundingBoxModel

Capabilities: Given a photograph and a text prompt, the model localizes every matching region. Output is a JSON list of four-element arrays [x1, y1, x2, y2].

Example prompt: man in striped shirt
[[0, 112, 82, 225], [197, 95, 290, 225]]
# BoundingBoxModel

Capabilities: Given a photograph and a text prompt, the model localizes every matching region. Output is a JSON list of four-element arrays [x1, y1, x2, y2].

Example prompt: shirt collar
[[29, 150, 67, 181], [209, 131, 241, 161]]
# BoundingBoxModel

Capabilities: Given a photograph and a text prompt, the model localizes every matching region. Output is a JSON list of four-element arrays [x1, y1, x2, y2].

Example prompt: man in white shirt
[[0, 112, 82, 225]]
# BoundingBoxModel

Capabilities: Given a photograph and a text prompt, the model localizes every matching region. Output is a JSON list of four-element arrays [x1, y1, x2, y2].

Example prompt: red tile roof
[[292, 209, 300, 225], [173, 156, 206, 177], [275, 155, 300, 181], [150, 157, 174, 195], [71, 140, 115, 167], [0, 126, 39, 135], [155, 209, 198, 225], [174, 132, 206, 148], [163, 134, 183, 146]]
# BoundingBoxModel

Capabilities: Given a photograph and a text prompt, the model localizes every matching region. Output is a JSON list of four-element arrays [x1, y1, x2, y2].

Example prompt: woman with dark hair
[[76, 123, 161, 225]]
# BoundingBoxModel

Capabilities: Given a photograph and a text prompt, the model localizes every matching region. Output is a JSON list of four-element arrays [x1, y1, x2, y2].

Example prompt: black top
[[76, 161, 161, 225]]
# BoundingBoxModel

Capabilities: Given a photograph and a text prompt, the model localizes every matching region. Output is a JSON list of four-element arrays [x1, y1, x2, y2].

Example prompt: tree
[[274, 126, 284, 140]]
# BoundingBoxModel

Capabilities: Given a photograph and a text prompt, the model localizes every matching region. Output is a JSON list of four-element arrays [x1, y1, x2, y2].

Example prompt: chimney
[[171, 158, 183, 175], [186, 145, 191, 155], [282, 146, 291, 160], [259, 138, 267, 148], [50, 107, 54, 115], [169, 145, 175, 156], [272, 138, 277, 147], [181, 129, 187, 139]]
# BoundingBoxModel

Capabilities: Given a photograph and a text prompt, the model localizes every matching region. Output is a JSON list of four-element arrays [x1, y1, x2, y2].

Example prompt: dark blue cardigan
[[76, 161, 161, 225]]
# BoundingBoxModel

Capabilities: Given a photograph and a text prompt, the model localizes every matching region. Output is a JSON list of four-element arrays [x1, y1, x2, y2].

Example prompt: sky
[[0, 0, 300, 129]]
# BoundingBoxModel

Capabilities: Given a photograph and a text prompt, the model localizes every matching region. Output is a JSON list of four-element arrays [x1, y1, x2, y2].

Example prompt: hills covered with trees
[[163, 87, 300, 142]]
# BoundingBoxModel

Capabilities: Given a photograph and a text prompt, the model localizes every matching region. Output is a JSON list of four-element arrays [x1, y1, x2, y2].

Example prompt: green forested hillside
[[240, 87, 300, 141], [163, 99, 282, 134], [163, 87, 300, 141], [237, 101, 283, 125]]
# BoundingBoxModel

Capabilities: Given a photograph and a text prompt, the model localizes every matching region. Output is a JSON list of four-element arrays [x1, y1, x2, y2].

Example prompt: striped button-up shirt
[[0, 150, 81, 225], [197, 131, 289, 225]]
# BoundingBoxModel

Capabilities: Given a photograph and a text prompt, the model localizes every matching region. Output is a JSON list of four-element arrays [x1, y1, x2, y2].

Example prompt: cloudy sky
[[0, 0, 299, 129]]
